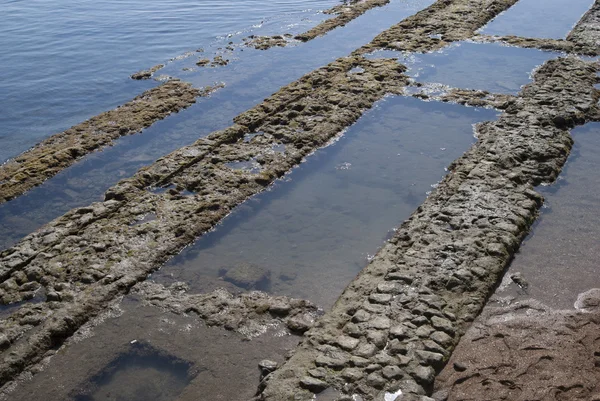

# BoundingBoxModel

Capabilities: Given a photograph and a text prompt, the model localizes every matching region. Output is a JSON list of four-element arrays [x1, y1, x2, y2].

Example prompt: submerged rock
[[222, 264, 271, 290]]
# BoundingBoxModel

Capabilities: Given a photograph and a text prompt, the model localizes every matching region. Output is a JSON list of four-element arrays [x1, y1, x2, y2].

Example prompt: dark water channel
[[153, 96, 498, 308], [491, 122, 600, 309], [479, 0, 594, 39], [0, 0, 436, 250]]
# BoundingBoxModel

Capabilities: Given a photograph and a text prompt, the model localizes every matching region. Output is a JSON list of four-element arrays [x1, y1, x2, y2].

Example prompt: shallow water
[[5, 299, 299, 401], [0, 0, 436, 250], [493, 122, 600, 309], [479, 0, 594, 39], [0, 0, 338, 163], [367, 42, 563, 94], [153, 96, 498, 308], [74, 342, 193, 401]]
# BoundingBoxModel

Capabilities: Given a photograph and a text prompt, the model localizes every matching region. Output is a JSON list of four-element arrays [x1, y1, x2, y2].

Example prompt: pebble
[[453, 361, 467, 372], [368, 316, 391, 330], [431, 316, 454, 335], [382, 365, 403, 379], [258, 359, 278, 374], [337, 335, 360, 351], [355, 343, 378, 358], [366, 372, 386, 388], [390, 325, 408, 339], [299, 376, 328, 393]]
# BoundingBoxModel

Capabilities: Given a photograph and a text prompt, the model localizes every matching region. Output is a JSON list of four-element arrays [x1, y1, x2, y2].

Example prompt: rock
[[423, 340, 446, 355], [430, 316, 454, 335], [299, 376, 328, 393], [352, 309, 371, 323], [365, 363, 382, 372], [308, 367, 328, 379], [222, 263, 271, 290], [336, 335, 360, 351], [409, 365, 435, 385], [390, 325, 408, 339], [315, 355, 348, 370], [377, 282, 400, 294], [46, 291, 60, 302], [415, 325, 434, 338], [453, 361, 467, 372], [366, 372, 386, 388], [286, 313, 314, 333], [367, 330, 388, 348], [343, 322, 362, 338], [355, 343, 378, 358], [510, 272, 529, 289], [259, 359, 278, 374], [387, 339, 407, 355], [372, 352, 396, 366], [382, 365, 403, 379], [430, 331, 453, 347], [269, 299, 291, 315], [575, 288, 600, 311], [368, 316, 391, 330], [415, 350, 445, 369], [369, 293, 392, 304], [351, 356, 370, 367], [341, 367, 364, 382]]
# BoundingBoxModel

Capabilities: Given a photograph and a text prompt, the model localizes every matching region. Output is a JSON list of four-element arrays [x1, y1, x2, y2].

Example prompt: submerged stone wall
[[257, 55, 600, 400], [0, 81, 220, 204]]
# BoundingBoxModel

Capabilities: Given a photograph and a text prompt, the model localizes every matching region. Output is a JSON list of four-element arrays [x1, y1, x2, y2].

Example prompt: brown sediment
[[0, 81, 222, 205], [433, 296, 600, 400], [131, 63, 166, 80]]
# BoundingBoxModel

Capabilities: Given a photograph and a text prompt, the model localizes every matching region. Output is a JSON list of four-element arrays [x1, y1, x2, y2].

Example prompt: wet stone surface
[[486, 122, 600, 309], [257, 56, 600, 400]]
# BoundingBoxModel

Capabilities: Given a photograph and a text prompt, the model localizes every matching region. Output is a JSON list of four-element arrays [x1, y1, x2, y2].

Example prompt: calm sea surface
[[0, 0, 337, 163]]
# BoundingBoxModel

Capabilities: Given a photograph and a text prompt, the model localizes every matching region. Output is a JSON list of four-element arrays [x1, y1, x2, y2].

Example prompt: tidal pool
[[367, 42, 563, 94], [153, 96, 498, 308], [491, 122, 600, 309], [479, 0, 595, 39]]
